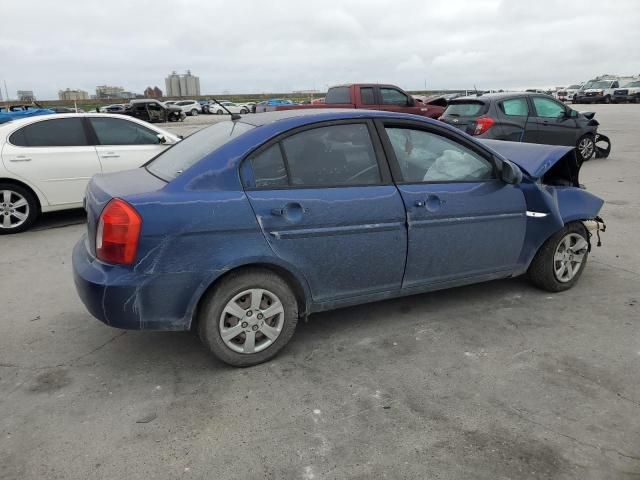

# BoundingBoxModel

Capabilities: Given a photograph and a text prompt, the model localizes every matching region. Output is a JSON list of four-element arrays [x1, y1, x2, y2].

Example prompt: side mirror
[[157, 134, 167, 144], [501, 160, 523, 184]]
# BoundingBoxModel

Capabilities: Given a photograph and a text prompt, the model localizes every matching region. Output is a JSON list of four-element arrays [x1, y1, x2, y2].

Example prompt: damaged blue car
[[73, 109, 606, 366]]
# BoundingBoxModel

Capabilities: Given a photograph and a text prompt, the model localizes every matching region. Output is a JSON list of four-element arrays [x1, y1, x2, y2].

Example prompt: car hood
[[479, 140, 576, 179]]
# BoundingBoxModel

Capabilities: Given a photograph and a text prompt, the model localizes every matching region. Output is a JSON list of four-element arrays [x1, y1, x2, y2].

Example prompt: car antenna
[[474, 84, 481, 97], [211, 98, 241, 121]]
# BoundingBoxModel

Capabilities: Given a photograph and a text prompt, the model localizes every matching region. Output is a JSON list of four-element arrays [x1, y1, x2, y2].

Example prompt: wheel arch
[[0, 177, 45, 213], [188, 261, 311, 332]]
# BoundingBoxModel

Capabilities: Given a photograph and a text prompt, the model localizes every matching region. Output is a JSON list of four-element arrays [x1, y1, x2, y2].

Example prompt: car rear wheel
[[576, 134, 595, 162], [527, 222, 589, 292], [198, 269, 299, 367], [216, 109, 223, 115], [0, 184, 39, 234], [240, 108, 248, 114], [603, 95, 611, 104], [190, 109, 199, 116]]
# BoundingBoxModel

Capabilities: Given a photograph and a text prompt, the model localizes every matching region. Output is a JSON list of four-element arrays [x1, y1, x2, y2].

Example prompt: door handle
[[9, 157, 32, 162], [414, 200, 426, 207], [271, 203, 308, 218], [101, 153, 120, 158], [271, 208, 285, 216]]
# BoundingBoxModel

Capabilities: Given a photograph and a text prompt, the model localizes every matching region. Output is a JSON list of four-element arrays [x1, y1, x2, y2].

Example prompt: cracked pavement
[[1, 105, 639, 479]]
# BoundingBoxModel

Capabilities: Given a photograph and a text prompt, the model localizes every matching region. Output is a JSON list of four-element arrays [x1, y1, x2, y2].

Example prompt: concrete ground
[[1, 105, 639, 480]]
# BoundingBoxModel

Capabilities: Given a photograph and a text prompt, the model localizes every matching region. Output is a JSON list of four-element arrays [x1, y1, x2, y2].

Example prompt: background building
[[144, 86, 163, 98], [17, 90, 35, 102], [165, 70, 200, 97], [58, 88, 89, 101], [95, 85, 125, 99]]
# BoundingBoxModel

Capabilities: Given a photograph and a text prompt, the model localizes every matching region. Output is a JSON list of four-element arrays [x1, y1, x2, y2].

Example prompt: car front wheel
[[527, 222, 589, 292], [198, 269, 299, 367], [190, 109, 199, 116], [0, 184, 39, 234], [576, 134, 595, 162]]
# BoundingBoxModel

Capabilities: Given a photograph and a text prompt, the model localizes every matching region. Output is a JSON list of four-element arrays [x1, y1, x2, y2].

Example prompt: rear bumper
[[72, 235, 202, 331]]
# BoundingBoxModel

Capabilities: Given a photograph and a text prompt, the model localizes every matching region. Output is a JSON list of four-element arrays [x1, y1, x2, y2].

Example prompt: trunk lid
[[85, 168, 166, 255], [440, 99, 490, 134]]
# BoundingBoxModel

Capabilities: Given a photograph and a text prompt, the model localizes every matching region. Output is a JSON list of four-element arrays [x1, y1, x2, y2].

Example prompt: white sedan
[[209, 101, 251, 115], [0, 113, 179, 233]]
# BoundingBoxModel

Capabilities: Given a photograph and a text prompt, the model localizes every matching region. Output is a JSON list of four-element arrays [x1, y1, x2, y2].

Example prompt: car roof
[[449, 91, 554, 103]]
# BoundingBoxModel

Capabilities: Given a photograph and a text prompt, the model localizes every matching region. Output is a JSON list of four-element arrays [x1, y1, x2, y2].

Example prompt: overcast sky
[[1, 0, 639, 99]]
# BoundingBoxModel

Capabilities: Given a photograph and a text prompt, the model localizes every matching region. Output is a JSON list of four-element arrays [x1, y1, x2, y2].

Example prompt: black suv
[[439, 92, 599, 162], [122, 99, 185, 123]]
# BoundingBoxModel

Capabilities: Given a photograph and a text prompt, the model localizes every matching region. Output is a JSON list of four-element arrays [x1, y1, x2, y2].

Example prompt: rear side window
[[380, 88, 410, 106], [9, 118, 89, 147], [89, 117, 160, 145], [147, 121, 254, 180], [444, 102, 486, 117], [281, 123, 381, 186], [360, 87, 375, 105], [250, 145, 288, 188], [500, 98, 529, 116], [325, 87, 351, 104]]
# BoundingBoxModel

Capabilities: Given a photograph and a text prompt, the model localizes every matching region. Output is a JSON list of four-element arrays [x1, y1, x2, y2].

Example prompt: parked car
[[124, 99, 185, 123], [210, 101, 251, 115], [72, 109, 605, 367], [100, 104, 127, 113], [613, 80, 640, 103], [198, 100, 211, 114], [254, 99, 296, 113], [173, 100, 202, 116], [0, 113, 180, 233], [574, 79, 620, 104], [439, 92, 600, 163], [556, 84, 583, 102], [268, 84, 445, 119]]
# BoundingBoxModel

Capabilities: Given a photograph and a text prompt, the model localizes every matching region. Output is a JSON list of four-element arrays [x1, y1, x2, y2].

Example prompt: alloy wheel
[[0, 190, 30, 230], [578, 137, 594, 161], [219, 288, 285, 354], [553, 233, 588, 283]]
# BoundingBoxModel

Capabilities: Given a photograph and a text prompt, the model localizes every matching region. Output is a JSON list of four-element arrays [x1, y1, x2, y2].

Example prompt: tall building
[[17, 90, 35, 102], [58, 88, 89, 101], [95, 85, 125, 99], [164, 70, 200, 97]]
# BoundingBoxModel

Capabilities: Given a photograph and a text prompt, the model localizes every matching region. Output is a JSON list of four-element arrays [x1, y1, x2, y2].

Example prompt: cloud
[[0, 0, 638, 99]]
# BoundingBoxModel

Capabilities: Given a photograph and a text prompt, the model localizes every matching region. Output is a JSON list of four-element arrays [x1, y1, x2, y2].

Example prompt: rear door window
[[9, 118, 89, 147], [281, 123, 381, 186], [444, 102, 486, 117], [500, 98, 529, 116], [360, 87, 376, 105], [248, 145, 288, 188]]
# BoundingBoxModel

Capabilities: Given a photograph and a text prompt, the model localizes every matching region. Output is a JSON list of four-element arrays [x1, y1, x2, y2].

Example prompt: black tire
[[216, 109, 223, 115], [576, 134, 595, 163], [527, 222, 589, 292], [603, 95, 611, 104], [240, 108, 248, 114], [190, 109, 198, 116], [0, 183, 39, 234], [198, 269, 299, 367]]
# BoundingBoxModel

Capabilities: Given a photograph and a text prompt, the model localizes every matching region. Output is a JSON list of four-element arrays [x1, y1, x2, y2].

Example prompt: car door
[[242, 121, 408, 303], [378, 121, 527, 289], [1, 117, 101, 206], [87, 117, 171, 173], [530, 96, 579, 146], [495, 97, 537, 142]]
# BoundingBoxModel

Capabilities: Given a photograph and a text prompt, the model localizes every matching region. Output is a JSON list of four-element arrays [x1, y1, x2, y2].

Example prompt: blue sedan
[[73, 109, 605, 366]]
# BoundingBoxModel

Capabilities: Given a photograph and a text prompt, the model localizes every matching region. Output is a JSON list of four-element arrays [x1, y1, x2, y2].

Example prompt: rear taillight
[[472, 116, 495, 135], [96, 198, 141, 265]]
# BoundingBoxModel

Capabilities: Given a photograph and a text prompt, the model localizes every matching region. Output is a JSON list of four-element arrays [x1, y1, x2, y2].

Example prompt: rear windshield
[[444, 101, 486, 117], [146, 121, 254, 181]]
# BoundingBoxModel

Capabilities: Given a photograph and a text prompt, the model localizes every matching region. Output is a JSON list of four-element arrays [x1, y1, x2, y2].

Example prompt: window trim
[[241, 119, 393, 191], [374, 119, 500, 185], [7, 117, 93, 148]]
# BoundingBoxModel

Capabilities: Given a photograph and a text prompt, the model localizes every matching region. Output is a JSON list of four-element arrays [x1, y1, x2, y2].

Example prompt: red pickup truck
[[269, 84, 444, 119]]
